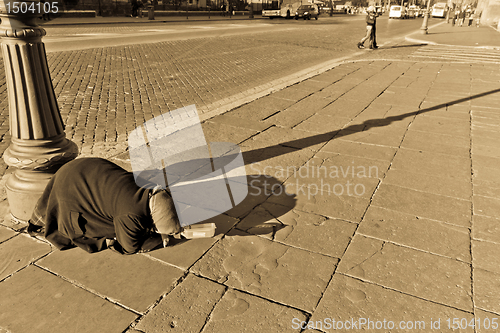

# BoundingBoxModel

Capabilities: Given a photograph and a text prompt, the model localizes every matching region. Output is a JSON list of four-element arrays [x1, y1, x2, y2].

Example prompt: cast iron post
[[0, 0, 78, 221]]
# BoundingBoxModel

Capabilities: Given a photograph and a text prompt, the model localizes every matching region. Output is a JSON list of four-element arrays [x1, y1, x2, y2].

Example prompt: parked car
[[407, 8, 416, 18], [408, 5, 419, 17], [389, 5, 405, 18], [295, 4, 319, 20]]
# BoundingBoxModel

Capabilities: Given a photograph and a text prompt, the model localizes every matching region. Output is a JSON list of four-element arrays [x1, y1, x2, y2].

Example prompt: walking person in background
[[357, 6, 377, 50], [458, 8, 465, 26], [370, 6, 379, 49], [476, 10, 481, 27], [465, 7, 472, 26], [451, 7, 457, 26]]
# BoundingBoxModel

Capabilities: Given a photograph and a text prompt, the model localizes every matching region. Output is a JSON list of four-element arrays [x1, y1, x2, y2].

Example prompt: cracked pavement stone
[[312, 274, 474, 333], [191, 230, 337, 312], [135, 274, 225, 333], [338, 235, 473, 311], [202, 289, 307, 332]]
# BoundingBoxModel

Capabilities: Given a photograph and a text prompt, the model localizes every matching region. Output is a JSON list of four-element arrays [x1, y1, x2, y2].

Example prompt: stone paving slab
[[241, 126, 337, 152], [201, 289, 307, 332], [321, 139, 398, 162], [236, 202, 357, 258], [390, 148, 471, 180], [269, 182, 372, 223], [474, 182, 500, 200], [0, 225, 15, 243], [312, 274, 474, 333], [473, 195, 500, 218], [473, 215, 500, 244], [334, 128, 403, 147], [409, 114, 471, 137], [293, 114, 353, 134], [37, 248, 185, 313], [0, 265, 137, 333], [134, 274, 226, 333], [472, 162, 500, 188], [472, 239, 500, 275], [358, 205, 471, 261], [401, 129, 471, 158], [473, 268, 500, 315], [337, 234, 473, 311], [383, 168, 472, 200], [371, 183, 471, 227], [147, 214, 239, 270], [191, 229, 338, 313], [0, 234, 52, 281]]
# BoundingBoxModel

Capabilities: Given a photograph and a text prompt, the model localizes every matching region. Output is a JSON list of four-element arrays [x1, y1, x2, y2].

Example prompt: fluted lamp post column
[[0, 0, 78, 221]]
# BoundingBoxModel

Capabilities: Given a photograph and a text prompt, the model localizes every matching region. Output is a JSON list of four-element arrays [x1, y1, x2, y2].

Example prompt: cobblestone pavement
[[0, 17, 422, 160], [1, 18, 500, 333]]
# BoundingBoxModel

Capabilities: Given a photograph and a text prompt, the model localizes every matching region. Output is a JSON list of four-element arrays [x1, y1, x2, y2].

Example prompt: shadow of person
[[162, 174, 296, 248], [135, 157, 296, 250]]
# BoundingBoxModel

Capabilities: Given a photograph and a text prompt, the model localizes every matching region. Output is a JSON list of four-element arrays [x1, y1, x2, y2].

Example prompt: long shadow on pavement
[[242, 87, 500, 165]]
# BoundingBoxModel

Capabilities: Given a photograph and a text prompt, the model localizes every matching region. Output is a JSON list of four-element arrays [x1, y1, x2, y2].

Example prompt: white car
[[389, 5, 404, 18]]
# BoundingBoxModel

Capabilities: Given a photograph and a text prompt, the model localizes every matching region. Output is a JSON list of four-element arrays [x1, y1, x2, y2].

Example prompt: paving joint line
[[338, 272, 476, 315], [356, 232, 473, 265]]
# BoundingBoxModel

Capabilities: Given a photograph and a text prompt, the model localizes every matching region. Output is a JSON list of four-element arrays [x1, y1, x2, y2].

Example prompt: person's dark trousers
[[370, 23, 377, 48]]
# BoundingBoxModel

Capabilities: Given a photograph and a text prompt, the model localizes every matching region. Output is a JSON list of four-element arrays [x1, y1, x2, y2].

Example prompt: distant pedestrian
[[451, 9, 457, 26], [357, 6, 377, 49], [131, 0, 138, 17], [476, 10, 481, 27], [370, 7, 379, 48], [458, 9, 465, 26], [465, 7, 472, 26]]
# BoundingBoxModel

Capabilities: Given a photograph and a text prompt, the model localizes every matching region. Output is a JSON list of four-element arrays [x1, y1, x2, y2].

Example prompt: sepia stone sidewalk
[[0, 26, 500, 333]]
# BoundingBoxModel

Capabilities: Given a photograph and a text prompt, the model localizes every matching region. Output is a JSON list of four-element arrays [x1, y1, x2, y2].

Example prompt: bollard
[[0, 0, 78, 221], [148, 5, 154, 19]]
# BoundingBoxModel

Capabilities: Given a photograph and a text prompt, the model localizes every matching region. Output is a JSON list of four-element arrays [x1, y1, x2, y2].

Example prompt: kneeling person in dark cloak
[[29, 157, 181, 255]]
